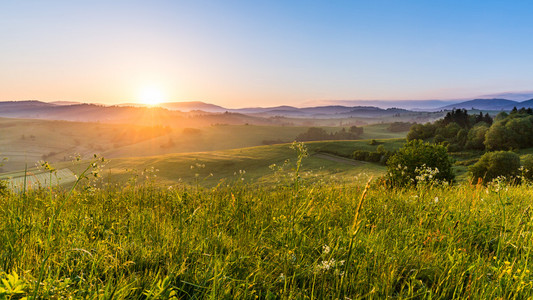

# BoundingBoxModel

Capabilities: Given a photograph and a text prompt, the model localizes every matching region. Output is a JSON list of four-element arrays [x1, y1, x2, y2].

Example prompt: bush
[[469, 151, 520, 184], [385, 140, 454, 187], [521, 154, 533, 181], [353, 149, 390, 164], [353, 150, 369, 161]]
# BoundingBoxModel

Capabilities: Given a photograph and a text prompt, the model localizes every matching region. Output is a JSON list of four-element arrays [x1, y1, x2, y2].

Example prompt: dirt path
[[313, 153, 366, 166]]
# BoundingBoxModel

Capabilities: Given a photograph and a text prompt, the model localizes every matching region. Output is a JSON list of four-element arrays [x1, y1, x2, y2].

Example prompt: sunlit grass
[[2, 149, 533, 298]]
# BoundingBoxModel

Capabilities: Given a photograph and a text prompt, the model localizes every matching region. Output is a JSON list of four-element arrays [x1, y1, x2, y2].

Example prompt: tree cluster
[[407, 109, 494, 151], [295, 126, 363, 142], [387, 122, 415, 132], [484, 110, 533, 150], [353, 145, 392, 165]]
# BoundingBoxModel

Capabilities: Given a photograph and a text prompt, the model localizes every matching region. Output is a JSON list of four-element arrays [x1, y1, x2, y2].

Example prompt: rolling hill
[[2, 140, 399, 190], [0, 100, 442, 126], [0, 116, 408, 173]]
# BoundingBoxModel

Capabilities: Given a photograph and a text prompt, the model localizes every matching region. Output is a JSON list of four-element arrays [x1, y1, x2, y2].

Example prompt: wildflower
[[322, 245, 331, 254], [320, 259, 335, 271]]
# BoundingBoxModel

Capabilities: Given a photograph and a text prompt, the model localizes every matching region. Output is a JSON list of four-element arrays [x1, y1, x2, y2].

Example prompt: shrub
[[353, 150, 369, 161], [469, 151, 520, 184], [353, 149, 389, 164], [521, 154, 533, 181], [385, 140, 454, 187]]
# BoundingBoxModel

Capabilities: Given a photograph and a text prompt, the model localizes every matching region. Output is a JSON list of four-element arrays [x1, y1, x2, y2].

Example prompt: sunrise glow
[[138, 86, 166, 106]]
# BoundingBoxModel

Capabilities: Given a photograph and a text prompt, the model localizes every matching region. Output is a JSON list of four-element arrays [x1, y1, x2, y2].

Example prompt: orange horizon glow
[[137, 85, 166, 106]]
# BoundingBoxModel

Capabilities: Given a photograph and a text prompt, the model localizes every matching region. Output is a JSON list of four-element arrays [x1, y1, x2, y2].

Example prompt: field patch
[[2, 168, 76, 191]]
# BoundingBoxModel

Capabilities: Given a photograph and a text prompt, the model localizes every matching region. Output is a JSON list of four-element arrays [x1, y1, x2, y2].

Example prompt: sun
[[138, 85, 166, 106]]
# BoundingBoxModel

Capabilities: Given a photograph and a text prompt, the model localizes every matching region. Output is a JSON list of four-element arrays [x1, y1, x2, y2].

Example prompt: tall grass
[[2, 162, 533, 298]]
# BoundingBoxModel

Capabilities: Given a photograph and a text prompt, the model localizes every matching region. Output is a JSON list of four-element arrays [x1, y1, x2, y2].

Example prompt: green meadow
[[2, 150, 533, 298], [5, 117, 532, 298], [2, 140, 393, 190], [0, 116, 404, 173]]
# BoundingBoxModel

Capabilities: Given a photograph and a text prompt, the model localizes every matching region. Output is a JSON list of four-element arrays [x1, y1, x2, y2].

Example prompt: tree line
[[295, 126, 363, 142], [406, 108, 533, 151]]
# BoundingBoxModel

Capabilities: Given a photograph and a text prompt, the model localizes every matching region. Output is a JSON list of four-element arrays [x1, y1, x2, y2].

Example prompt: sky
[[1, 0, 533, 108]]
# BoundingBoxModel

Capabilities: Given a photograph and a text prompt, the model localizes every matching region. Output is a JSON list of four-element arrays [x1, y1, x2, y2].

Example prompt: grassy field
[[8, 135, 512, 191], [0, 140, 391, 192], [2, 153, 533, 298], [97, 141, 388, 188], [9, 133, 530, 192], [0, 117, 175, 172], [0, 117, 408, 174]]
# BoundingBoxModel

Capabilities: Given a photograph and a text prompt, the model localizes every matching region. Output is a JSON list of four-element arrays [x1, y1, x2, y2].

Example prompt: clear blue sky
[[1, 0, 533, 107]]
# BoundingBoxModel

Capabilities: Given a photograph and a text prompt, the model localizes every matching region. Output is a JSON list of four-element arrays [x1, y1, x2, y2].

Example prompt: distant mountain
[[300, 99, 461, 110], [49, 101, 82, 106], [160, 101, 227, 112], [300, 105, 361, 114], [479, 91, 533, 101], [0, 101, 280, 126], [231, 106, 300, 114], [438, 99, 522, 111], [233, 105, 411, 118], [0, 100, 423, 126], [116, 102, 147, 107], [115, 101, 228, 112], [0, 100, 57, 115], [0, 100, 55, 109], [516, 99, 533, 108]]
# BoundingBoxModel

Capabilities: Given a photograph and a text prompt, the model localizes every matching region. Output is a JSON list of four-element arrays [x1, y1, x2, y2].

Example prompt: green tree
[[465, 122, 489, 150], [484, 121, 516, 150], [406, 123, 436, 141], [436, 122, 461, 139], [469, 151, 520, 184], [494, 111, 508, 121], [386, 140, 454, 187], [505, 116, 533, 148], [484, 115, 533, 150]]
